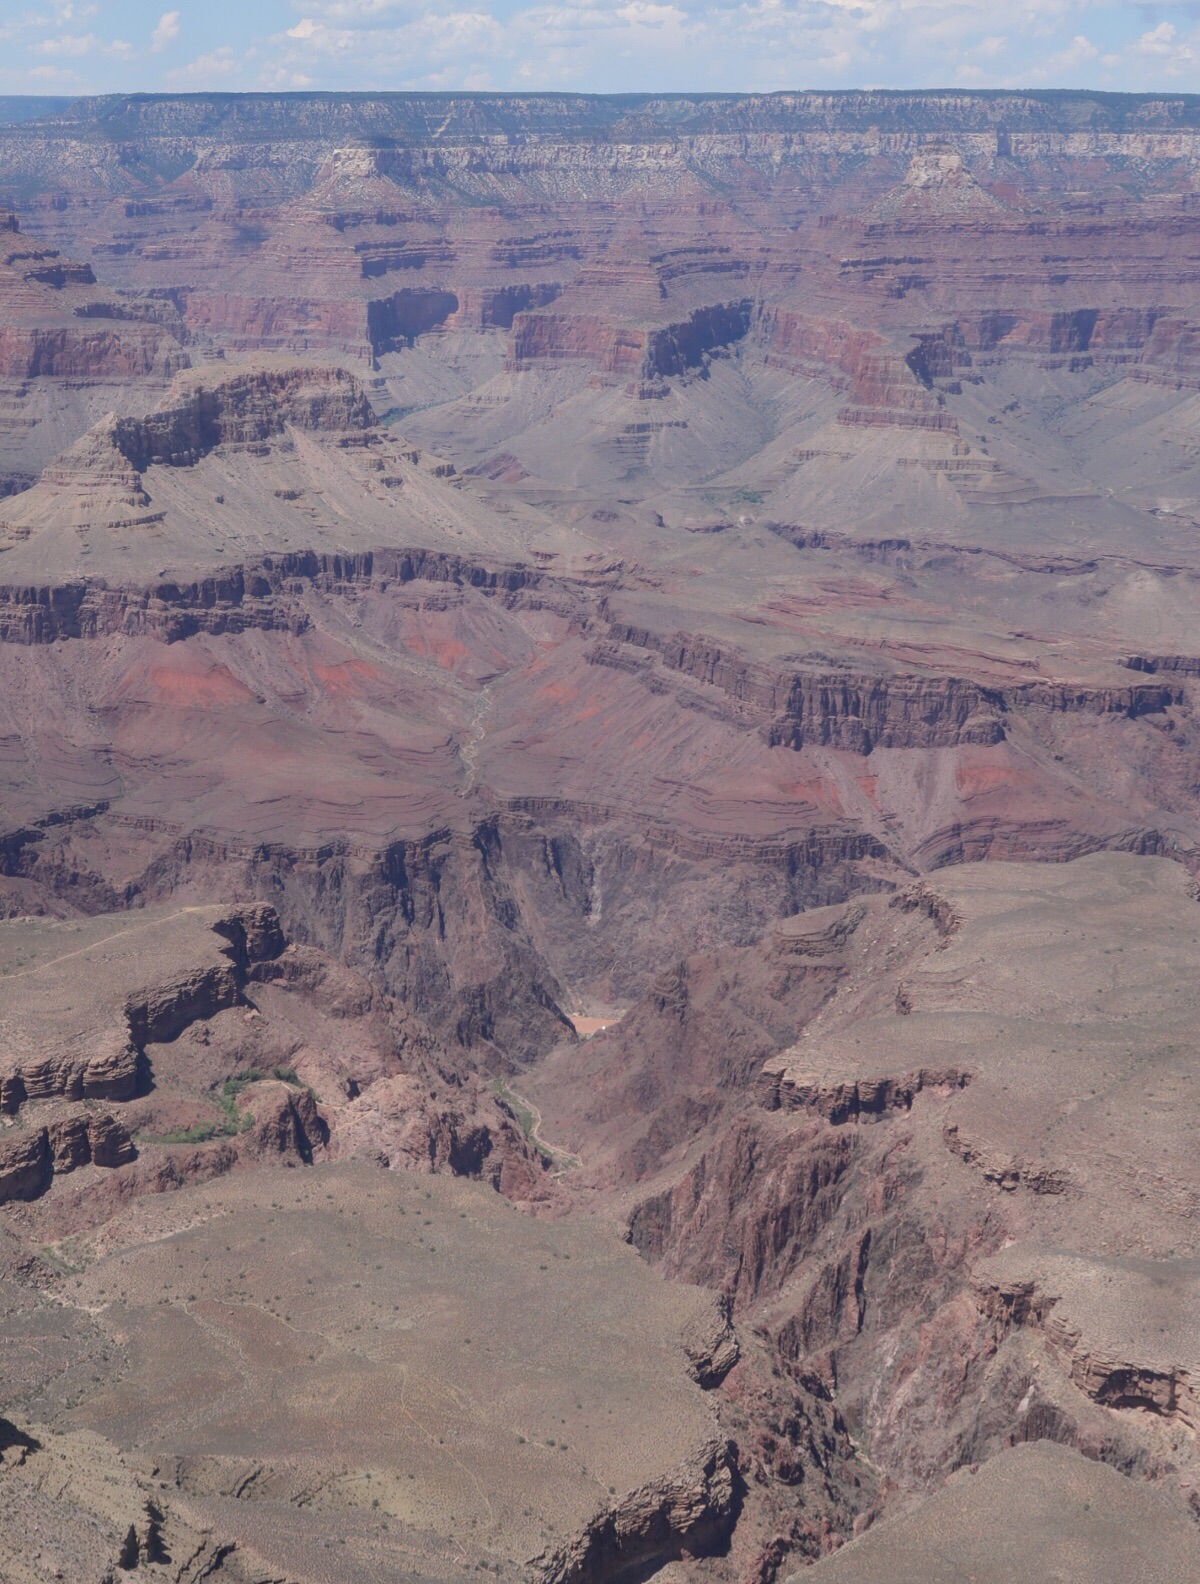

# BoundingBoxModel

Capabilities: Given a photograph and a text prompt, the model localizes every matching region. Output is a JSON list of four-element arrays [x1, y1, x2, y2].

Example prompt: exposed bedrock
[[0, 544, 548, 643], [897, 307, 1170, 368], [647, 300, 754, 376], [508, 299, 752, 377], [974, 1251, 1199, 1431], [0, 324, 184, 379], [0, 902, 280, 1123], [756, 310, 960, 430], [176, 283, 565, 358], [534, 1438, 739, 1584], [366, 286, 460, 353], [760, 1065, 970, 1123], [596, 624, 1178, 752], [111, 363, 375, 469], [451, 282, 563, 330], [0, 902, 552, 1227], [582, 857, 1200, 1568], [756, 302, 1200, 402], [628, 1116, 864, 1307], [0, 1129, 52, 1202], [367, 284, 565, 351], [0, 1111, 136, 1203], [92, 811, 888, 1061], [625, 1101, 1064, 1513], [508, 312, 657, 375], [179, 289, 375, 356], [0, 209, 188, 379]]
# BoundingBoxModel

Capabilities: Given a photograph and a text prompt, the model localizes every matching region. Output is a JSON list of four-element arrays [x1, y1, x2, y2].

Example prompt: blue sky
[[3, 0, 1200, 96]]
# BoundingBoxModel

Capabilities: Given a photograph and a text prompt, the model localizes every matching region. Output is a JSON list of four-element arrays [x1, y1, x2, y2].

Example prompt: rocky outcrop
[[180, 290, 373, 357], [593, 626, 1177, 753], [628, 1117, 861, 1307], [450, 283, 562, 330], [888, 881, 961, 938], [532, 1437, 738, 1584], [46, 1110, 136, 1172], [646, 301, 754, 376], [509, 300, 752, 378], [680, 1295, 741, 1388], [974, 1258, 1198, 1429], [240, 1079, 328, 1164], [0, 1110, 135, 1204], [124, 961, 242, 1048], [757, 311, 885, 386], [0, 904, 283, 1119], [0, 1129, 50, 1202], [943, 1121, 1069, 1193], [0, 544, 550, 643], [761, 1064, 970, 1123], [367, 287, 460, 353], [593, 626, 1001, 750], [0, 209, 187, 379], [1123, 652, 1200, 677], [0, 324, 184, 378], [0, 1026, 141, 1114], [509, 312, 651, 375], [111, 364, 375, 469]]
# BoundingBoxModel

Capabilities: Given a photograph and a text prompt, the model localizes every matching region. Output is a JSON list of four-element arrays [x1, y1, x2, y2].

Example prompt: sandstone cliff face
[[761, 1064, 970, 1123], [0, 324, 184, 378], [180, 289, 373, 357], [111, 364, 375, 469], [0, 1130, 50, 1201], [0, 903, 283, 1198], [974, 1254, 1199, 1431], [509, 299, 753, 378], [596, 625, 1177, 753], [0, 543, 546, 643], [0, 209, 187, 381], [533, 1438, 738, 1584], [0, 1110, 135, 1203]]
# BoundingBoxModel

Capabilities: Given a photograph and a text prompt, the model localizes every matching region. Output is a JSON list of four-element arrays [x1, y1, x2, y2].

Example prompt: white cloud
[[1059, 33, 1100, 65], [26, 62, 84, 82], [7, 0, 1189, 94], [259, 60, 317, 84], [1129, 18, 1196, 71], [152, 11, 181, 52], [165, 46, 241, 85], [614, 2, 687, 24], [36, 32, 99, 56], [1136, 20, 1179, 53], [36, 31, 133, 59]]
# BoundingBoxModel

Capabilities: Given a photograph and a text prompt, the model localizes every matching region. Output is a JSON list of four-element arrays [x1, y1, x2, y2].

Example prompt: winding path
[[501, 1082, 582, 1174]]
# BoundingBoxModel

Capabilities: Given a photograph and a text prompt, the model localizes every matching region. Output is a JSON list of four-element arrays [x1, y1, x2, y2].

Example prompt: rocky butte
[[0, 89, 1199, 1582]]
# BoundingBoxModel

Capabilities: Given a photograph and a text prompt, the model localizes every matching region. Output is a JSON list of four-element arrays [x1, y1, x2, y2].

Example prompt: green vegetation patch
[[142, 1067, 302, 1146]]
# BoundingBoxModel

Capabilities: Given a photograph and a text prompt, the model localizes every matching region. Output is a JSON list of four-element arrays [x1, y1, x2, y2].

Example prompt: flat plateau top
[[15, 1163, 721, 1580], [800, 1441, 1200, 1584]]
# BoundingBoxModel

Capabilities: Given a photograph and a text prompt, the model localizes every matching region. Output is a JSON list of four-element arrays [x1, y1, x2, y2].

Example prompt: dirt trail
[[500, 1081, 581, 1173]]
